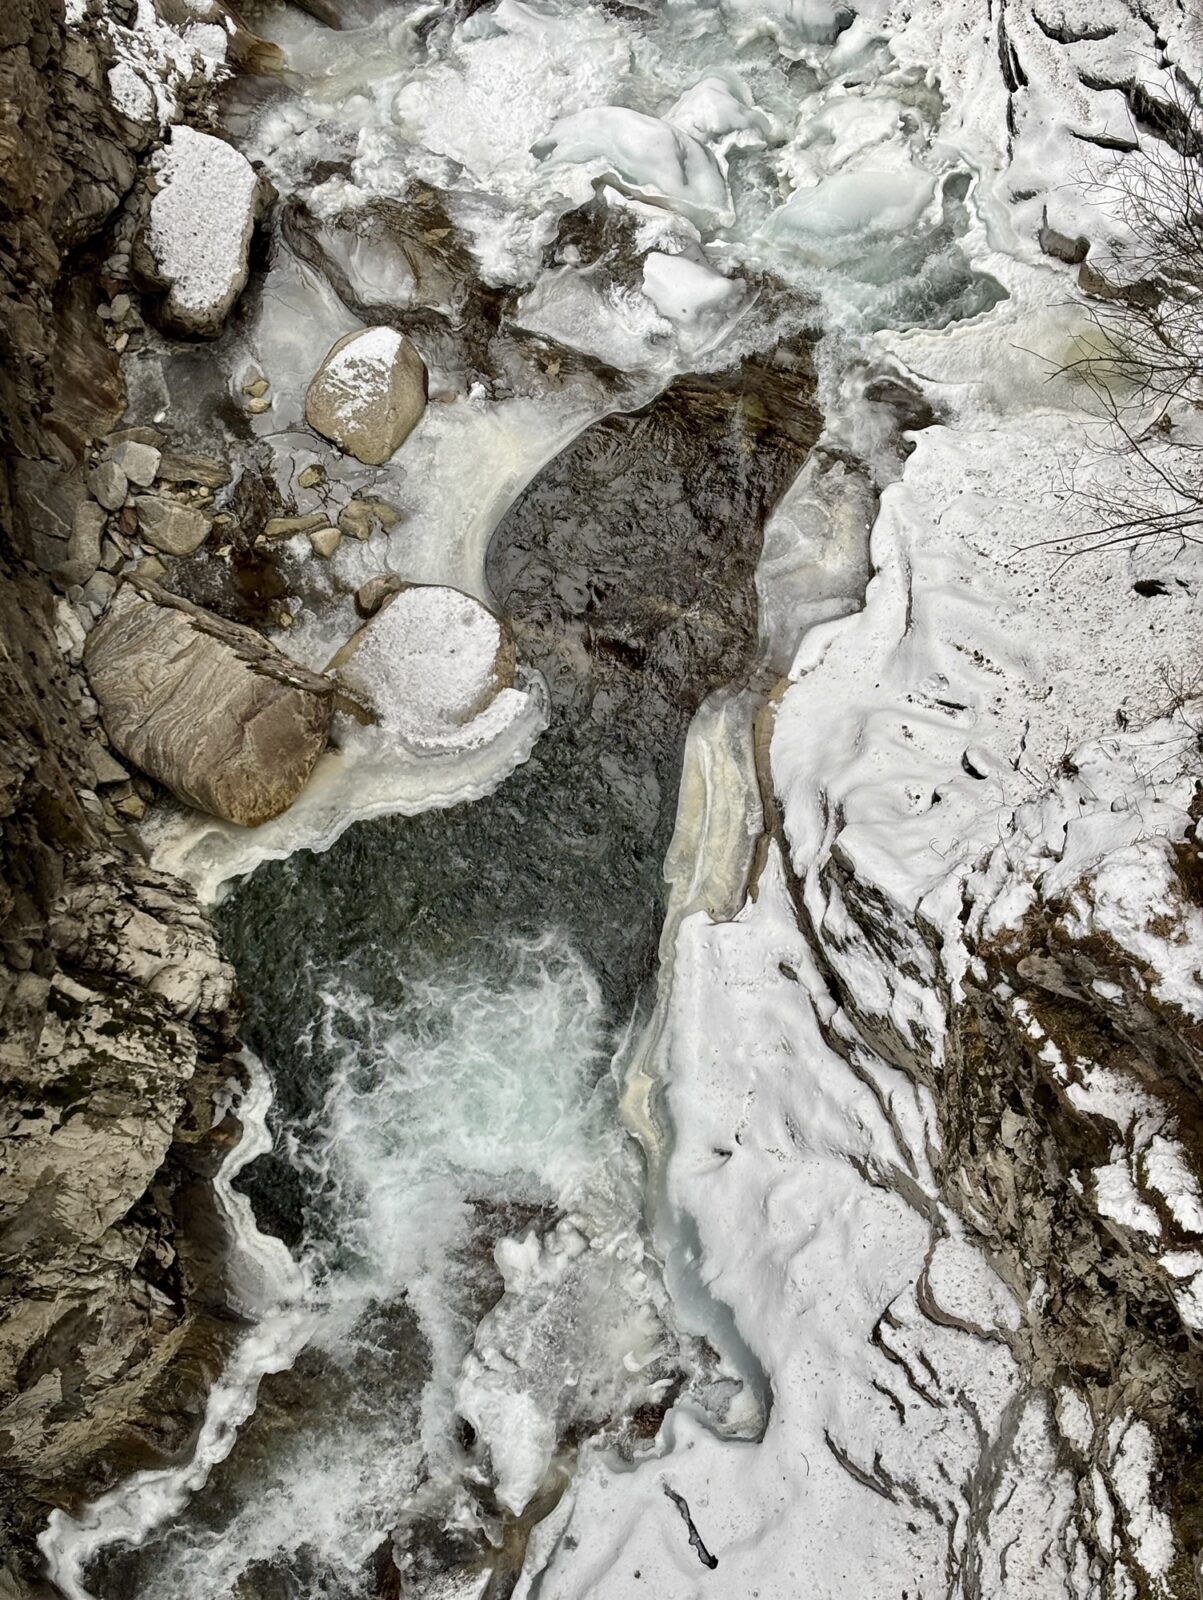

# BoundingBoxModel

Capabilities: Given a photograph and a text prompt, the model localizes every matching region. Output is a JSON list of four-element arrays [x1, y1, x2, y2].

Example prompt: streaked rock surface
[[85, 580, 333, 826]]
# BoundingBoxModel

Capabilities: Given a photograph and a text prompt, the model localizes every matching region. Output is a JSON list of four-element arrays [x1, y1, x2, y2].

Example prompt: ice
[[766, 168, 939, 260], [533, 108, 734, 229], [666, 71, 783, 153], [640, 251, 745, 327]]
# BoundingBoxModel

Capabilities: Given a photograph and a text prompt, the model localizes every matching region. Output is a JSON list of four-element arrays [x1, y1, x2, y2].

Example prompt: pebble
[[246, 396, 271, 415], [309, 527, 341, 559], [298, 464, 324, 489], [100, 538, 123, 572], [114, 332, 129, 354], [110, 293, 131, 319], [243, 375, 269, 398], [263, 512, 329, 540]]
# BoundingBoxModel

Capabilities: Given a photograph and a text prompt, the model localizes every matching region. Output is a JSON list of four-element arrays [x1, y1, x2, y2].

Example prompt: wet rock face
[[84, 579, 334, 827]]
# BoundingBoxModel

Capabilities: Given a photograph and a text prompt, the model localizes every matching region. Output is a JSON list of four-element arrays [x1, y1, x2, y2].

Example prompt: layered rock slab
[[84, 579, 333, 827]]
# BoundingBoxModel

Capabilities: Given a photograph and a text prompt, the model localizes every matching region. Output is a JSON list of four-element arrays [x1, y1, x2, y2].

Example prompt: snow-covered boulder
[[138, 126, 272, 337], [304, 327, 427, 466], [330, 583, 518, 753], [84, 578, 334, 827]]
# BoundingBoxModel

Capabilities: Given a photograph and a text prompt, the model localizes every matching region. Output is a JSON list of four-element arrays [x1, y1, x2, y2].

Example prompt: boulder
[[330, 582, 514, 752], [138, 127, 272, 338], [84, 578, 334, 826], [305, 326, 427, 465], [135, 494, 210, 556]]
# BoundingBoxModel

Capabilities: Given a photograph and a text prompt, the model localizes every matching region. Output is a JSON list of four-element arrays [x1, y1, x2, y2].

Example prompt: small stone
[[354, 573, 404, 618], [108, 439, 161, 486], [114, 793, 148, 821], [87, 459, 128, 511], [277, 609, 294, 628], [309, 527, 341, 559], [135, 495, 210, 556], [110, 292, 131, 319], [263, 512, 329, 541], [97, 303, 112, 321], [114, 332, 129, 353], [101, 538, 123, 572], [73, 602, 95, 635], [244, 376, 269, 398], [246, 396, 271, 415], [135, 554, 168, 582], [83, 570, 118, 612], [157, 450, 230, 488], [298, 464, 325, 489], [90, 741, 130, 785], [338, 501, 375, 541]]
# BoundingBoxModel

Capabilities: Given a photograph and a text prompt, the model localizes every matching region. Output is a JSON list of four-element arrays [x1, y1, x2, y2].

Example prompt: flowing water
[[42, 0, 1012, 1593]]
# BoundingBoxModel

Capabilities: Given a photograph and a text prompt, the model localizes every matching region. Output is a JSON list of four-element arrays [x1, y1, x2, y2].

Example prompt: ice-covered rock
[[304, 326, 427, 466], [766, 167, 938, 261], [84, 579, 334, 827], [666, 71, 782, 154], [140, 127, 271, 337], [331, 583, 518, 754], [640, 251, 745, 332], [533, 107, 733, 228]]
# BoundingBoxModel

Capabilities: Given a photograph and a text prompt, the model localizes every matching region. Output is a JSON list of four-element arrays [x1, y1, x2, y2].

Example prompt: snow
[[147, 127, 259, 318], [313, 326, 404, 428], [765, 168, 939, 259], [336, 584, 519, 756], [87, 0, 229, 129]]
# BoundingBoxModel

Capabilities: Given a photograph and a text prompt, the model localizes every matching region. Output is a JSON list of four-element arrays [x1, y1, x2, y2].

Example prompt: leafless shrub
[[1038, 75, 1203, 558]]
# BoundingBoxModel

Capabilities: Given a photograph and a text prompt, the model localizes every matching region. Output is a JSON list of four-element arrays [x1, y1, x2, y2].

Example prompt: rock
[[135, 494, 210, 556], [89, 741, 130, 785], [107, 438, 161, 486], [135, 554, 168, 582], [338, 497, 401, 541], [60, 500, 106, 584], [304, 326, 427, 465], [309, 526, 341, 558], [84, 578, 334, 826], [100, 537, 123, 572], [298, 464, 325, 489], [109, 292, 131, 319], [87, 458, 127, 511], [138, 127, 272, 338], [262, 511, 330, 541], [156, 449, 230, 488], [354, 572, 404, 618], [82, 570, 118, 612], [1038, 211, 1089, 265], [331, 583, 515, 751], [338, 500, 376, 541]]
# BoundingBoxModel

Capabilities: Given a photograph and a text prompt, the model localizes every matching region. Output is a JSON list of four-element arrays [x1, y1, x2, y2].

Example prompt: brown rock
[[305, 326, 426, 465], [84, 579, 334, 826]]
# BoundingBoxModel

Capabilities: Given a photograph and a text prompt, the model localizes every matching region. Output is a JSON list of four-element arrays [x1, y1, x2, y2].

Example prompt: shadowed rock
[[84, 579, 333, 827]]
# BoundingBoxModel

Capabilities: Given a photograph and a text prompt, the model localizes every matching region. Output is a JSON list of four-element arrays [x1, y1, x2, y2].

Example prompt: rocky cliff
[[0, 0, 241, 1586]]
